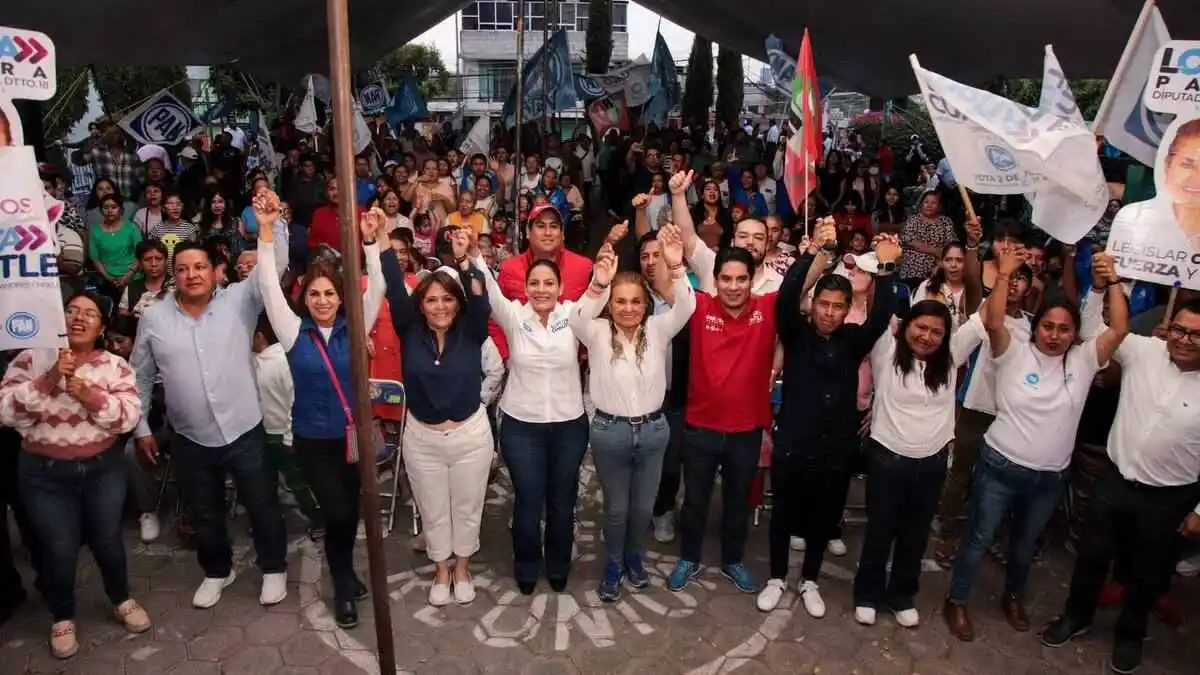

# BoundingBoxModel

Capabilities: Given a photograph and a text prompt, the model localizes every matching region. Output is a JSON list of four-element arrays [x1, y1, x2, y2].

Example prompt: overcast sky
[[413, 2, 765, 76]]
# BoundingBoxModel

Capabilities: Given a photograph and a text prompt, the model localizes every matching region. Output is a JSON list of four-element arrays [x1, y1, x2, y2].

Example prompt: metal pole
[[540, 2, 550, 135], [324, 0, 397, 671], [514, 2, 526, 253]]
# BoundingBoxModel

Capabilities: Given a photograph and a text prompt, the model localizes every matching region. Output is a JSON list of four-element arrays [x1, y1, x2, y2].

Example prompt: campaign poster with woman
[[0, 97, 24, 147], [1107, 113, 1200, 290]]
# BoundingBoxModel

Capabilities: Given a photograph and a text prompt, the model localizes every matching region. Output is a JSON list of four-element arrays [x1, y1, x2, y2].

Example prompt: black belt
[[595, 409, 664, 426]]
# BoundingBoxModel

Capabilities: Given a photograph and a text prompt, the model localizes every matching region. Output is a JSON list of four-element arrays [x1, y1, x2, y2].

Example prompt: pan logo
[[4, 312, 38, 340], [129, 97, 195, 145], [985, 145, 1018, 172]]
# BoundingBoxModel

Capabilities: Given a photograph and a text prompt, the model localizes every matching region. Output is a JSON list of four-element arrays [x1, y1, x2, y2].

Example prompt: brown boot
[[943, 599, 975, 642], [1001, 594, 1030, 632]]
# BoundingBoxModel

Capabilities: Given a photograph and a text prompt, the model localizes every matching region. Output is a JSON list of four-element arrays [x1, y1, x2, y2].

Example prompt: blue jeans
[[173, 424, 288, 578], [499, 414, 589, 584], [19, 445, 130, 621], [948, 443, 1067, 604], [679, 426, 763, 566], [590, 413, 670, 568]]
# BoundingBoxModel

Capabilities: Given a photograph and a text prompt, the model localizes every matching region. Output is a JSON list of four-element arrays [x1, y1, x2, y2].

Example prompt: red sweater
[[490, 248, 593, 359], [308, 204, 365, 253], [685, 292, 777, 432]]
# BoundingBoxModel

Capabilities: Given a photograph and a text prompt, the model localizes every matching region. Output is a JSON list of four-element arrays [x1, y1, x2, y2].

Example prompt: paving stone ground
[[2, 465, 1199, 675]]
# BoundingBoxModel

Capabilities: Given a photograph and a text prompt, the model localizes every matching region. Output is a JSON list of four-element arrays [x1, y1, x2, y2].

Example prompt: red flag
[[786, 29, 822, 217]]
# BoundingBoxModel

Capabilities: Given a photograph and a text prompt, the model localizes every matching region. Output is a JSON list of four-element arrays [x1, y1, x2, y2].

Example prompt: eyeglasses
[[1167, 324, 1200, 346], [65, 307, 102, 322]]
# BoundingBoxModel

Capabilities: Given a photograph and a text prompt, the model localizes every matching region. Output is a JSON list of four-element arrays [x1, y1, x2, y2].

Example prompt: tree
[[680, 36, 713, 129], [41, 65, 191, 142], [585, 0, 613, 74], [998, 77, 1110, 120], [372, 43, 451, 101], [208, 64, 295, 116], [715, 45, 743, 131]]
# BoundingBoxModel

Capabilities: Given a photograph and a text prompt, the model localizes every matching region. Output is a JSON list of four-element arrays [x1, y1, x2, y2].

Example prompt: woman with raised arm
[[466, 204, 589, 596], [943, 249, 1129, 642], [381, 222, 493, 607], [569, 225, 696, 602], [254, 192, 386, 630]]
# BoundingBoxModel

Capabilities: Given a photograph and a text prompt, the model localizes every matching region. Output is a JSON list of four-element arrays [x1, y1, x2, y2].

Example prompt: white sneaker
[[798, 580, 826, 618], [652, 513, 676, 544], [192, 573, 236, 608], [854, 606, 877, 626], [453, 577, 476, 605], [138, 513, 160, 543], [756, 578, 786, 612], [790, 537, 806, 552], [1177, 553, 1200, 577], [429, 582, 452, 607], [826, 539, 848, 556], [892, 608, 920, 628], [259, 572, 288, 606]]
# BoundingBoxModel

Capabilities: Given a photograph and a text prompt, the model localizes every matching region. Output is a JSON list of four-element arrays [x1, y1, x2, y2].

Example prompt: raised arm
[[777, 220, 835, 345], [381, 239, 416, 336], [1090, 252, 1130, 364], [465, 229, 522, 334], [984, 246, 1023, 358], [649, 228, 697, 341], [570, 243, 618, 349], [850, 234, 901, 360], [355, 208, 389, 332], [652, 223, 684, 305], [255, 205, 303, 351], [452, 229, 492, 344], [632, 194, 652, 239], [668, 170, 698, 253]]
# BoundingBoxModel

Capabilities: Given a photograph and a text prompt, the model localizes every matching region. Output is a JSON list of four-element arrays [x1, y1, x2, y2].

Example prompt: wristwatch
[[878, 260, 897, 274]]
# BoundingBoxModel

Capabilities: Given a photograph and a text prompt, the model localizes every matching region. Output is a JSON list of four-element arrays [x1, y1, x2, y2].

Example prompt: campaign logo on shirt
[[550, 317, 570, 333], [704, 314, 725, 332], [749, 310, 764, 325], [1023, 372, 1040, 388]]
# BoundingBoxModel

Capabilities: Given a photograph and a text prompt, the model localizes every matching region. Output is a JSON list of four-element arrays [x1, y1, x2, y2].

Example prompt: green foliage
[[714, 46, 743, 131], [372, 43, 451, 100], [998, 77, 1110, 120], [41, 65, 190, 142], [585, 0, 613, 74], [681, 36, 713, 128], [208, 64, 295, 114]]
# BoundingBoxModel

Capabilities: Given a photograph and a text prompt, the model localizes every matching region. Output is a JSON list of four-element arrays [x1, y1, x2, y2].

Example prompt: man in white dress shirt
[[1042, 299, 1200, 674]]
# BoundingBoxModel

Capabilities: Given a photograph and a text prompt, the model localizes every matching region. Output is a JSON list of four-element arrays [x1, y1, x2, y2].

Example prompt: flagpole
[[513, 0, 526, 253], [1094, 0, 1157, 129], [909, 53, 978, 224], [324, 0, 396, 670]]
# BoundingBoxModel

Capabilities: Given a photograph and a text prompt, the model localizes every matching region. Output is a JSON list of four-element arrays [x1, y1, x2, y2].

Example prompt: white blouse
[[569, 274, 695, 417], [472, 255, 585, 424], [870, 325, 981, 458]]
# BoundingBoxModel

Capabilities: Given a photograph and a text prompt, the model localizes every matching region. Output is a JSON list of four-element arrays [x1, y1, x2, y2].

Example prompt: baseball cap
[[180, 147, 199, 160], [527, 202, 563, 225], [383, 159, 399, 169]]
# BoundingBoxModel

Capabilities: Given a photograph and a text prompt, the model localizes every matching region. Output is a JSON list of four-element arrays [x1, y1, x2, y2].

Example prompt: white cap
[[136, 144, 170, 168], [179, 147, 199, 160]]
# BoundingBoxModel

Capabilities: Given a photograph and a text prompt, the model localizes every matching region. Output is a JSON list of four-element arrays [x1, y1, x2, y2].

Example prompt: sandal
[[50, 620, 78, 659], [114, 599, 151, 634]]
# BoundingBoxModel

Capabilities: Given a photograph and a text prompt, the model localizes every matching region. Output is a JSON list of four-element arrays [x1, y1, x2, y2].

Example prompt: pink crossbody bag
[[309, 332, 360, 464]]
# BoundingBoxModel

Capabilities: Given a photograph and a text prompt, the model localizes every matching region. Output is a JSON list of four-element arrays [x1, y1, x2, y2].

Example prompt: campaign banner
[[0, 146, 65, 350], [1143, 40, 1200, 116], [587, 93, 629, 137], [385, 74, 429, 127], [1107, 113, 1200, 290], [119, 90, 202, 146], [1, 94, 22, 146], [458, 116, 490, 160], [0, 26, 56, 101], [576, 57, 652, 107]]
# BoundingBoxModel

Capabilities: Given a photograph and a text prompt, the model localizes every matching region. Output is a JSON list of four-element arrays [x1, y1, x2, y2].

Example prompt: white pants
[[403, 406, 494, 562]]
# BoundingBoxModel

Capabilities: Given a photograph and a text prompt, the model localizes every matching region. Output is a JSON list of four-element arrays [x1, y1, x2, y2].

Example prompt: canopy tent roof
[[9, 1, 1200, 99]]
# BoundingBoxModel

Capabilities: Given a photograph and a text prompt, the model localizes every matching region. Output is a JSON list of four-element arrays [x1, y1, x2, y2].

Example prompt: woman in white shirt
[[911, 242, 969, 330], [851, 298, 981, 628], [467, 229, 588, 596], [570, 226, 694, 603], [255, 196, 386, 630], [944, 249, 1129, 642]]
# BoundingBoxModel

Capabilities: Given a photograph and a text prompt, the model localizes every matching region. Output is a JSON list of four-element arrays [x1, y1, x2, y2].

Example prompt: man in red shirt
[[307, 176, 364, 255], [491, 203, 601, 359]]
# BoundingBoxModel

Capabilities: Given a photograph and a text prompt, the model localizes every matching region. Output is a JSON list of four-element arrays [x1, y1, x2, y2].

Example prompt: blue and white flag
[[642, 31, 681, 127], [118, 90, 201, 146], [385, 74, 429, 126], [503, 29, 577, 125], [358, 82, 389, 115]]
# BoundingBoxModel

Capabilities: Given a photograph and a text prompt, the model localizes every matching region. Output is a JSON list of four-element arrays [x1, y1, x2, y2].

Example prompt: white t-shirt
[[869, 325, 980, 458], [912, 279, 967, 330], [985, 339, 1104, 472], [759, 177, 778, 215]]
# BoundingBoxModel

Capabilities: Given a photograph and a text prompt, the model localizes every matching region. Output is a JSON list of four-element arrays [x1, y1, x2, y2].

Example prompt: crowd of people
[[0, 114, 1197, 675]]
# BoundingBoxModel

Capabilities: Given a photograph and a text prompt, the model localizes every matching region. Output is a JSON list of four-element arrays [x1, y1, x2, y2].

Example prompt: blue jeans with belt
[[948, 442, 1067, 604], [19, 444, 130, 621], [499, 414, 589, 584], [590, 411, 670, 569]]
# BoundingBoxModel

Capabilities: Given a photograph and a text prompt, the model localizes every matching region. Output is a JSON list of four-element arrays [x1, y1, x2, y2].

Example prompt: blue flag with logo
[[118, 90, 202, 146], [642, 32, 680, 127], [385, 74, 429, 126], [503, 29, 577, 125]]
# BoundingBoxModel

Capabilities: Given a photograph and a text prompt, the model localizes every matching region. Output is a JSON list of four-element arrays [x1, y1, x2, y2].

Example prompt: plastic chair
[[370, 380, 408, 536]]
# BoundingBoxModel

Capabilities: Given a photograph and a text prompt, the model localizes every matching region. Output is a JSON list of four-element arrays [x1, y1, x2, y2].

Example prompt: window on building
[[477, 60, 516, 102], [461, 1, 627, 33]]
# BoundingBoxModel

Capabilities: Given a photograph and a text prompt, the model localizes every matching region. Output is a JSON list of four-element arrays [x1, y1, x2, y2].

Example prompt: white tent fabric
[[9, 0, 1200, 98]]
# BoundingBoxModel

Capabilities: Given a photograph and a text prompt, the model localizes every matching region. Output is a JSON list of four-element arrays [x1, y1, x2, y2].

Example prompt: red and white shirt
[[685, 292, 778, 432]]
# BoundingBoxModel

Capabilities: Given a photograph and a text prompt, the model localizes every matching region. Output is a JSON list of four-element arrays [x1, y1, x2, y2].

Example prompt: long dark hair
[[87, 178, 124, 210], [412, 270, 470, 329], [927, 241, 966, 295], [874, 184, 906, 224], [198, 189, 235, 236], [893, 300, 954, 393]]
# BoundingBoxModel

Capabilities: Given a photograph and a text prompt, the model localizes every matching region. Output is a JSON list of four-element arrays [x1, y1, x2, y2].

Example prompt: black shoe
[[517, 580, 536, 596], [548, 577, 568, 593], [1041, 615, 1090, 648], [352, 578, 369, 602], [334, 599, 359, 629], [1111, 639, 1142, 674]]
